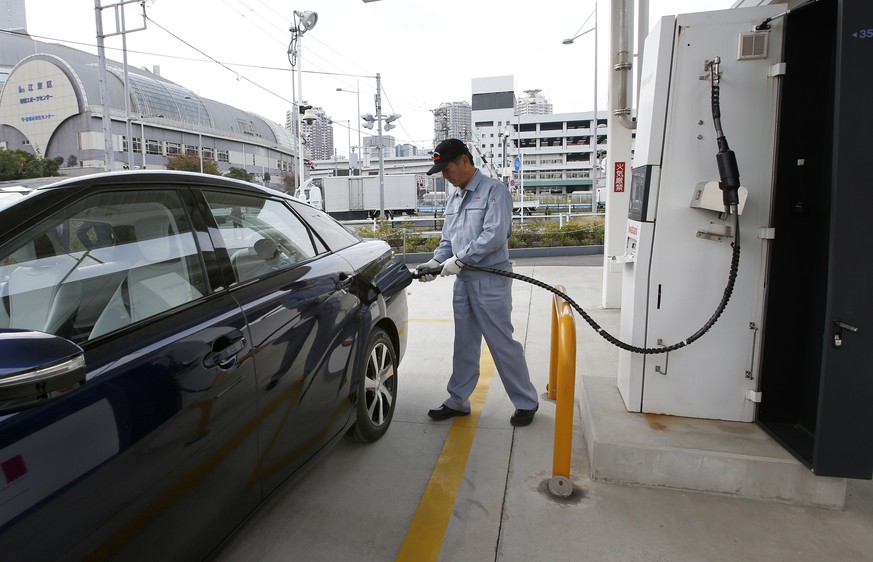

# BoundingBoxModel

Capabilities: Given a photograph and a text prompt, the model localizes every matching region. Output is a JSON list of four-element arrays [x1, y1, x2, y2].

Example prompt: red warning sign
[[614, 162, 626, 193]]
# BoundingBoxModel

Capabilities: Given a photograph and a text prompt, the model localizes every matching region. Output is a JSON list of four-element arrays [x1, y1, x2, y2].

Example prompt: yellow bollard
[[549, 288, 577, 498], [547, 285, 562, 400]]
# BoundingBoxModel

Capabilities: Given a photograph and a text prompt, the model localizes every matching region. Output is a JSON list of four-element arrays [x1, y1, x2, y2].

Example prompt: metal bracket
[[696, 222, 734, 242], [653, 339, 669, 375]]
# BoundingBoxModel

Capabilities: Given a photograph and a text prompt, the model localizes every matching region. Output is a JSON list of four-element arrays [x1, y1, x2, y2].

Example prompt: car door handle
[[203, 334, 247, 369]]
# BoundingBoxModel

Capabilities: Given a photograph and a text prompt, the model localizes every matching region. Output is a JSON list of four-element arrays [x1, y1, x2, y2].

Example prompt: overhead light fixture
[[294, 10, 318, 32]]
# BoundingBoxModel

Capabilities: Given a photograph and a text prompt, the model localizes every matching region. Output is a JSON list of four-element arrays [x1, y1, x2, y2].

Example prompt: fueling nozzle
[[410, 266, 442, 280], [716, 136, 741, 207]]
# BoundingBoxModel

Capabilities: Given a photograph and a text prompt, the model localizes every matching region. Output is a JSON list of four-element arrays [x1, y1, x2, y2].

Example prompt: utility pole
[[375, 73, 385, 218], [361, 73, 400, 219], [94, 1, 114, 172], [94, 0, 147, 172]]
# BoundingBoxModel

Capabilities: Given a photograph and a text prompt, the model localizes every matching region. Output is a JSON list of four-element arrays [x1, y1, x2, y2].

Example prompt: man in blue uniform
[[416, 139, 539, 427]]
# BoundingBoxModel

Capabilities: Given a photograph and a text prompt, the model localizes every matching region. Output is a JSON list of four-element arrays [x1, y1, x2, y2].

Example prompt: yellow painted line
[[396, 346, 495, 562]]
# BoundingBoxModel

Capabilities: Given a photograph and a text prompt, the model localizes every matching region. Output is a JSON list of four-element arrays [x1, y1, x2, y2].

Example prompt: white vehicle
[[295, 175, 417, 220], [512, 198, 540, 216], [595, 187, 606, 211]]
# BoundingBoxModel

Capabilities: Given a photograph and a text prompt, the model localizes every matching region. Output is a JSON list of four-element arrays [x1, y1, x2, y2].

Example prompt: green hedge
[[355, 217, 604, 254]]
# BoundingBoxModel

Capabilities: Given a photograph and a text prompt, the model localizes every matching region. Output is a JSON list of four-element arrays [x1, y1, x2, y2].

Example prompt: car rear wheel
[[347, 328, 397, 443]]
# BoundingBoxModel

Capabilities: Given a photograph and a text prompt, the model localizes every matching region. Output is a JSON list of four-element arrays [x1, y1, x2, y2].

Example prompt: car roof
[[30, 170, 291, 196], [0, 171, 308, 233]]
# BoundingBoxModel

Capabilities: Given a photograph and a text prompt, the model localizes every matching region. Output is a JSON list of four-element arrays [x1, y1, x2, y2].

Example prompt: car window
[[202, 191, 317, 283], [0, 189, 207, 343], [289, 200, 361, 252]]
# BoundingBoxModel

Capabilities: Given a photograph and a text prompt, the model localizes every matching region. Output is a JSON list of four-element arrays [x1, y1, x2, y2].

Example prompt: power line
[[145, 15, 294, 105]]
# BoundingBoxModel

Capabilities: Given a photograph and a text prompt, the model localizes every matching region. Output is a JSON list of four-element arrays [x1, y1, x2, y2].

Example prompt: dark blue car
[[0, 171, 411, 560]]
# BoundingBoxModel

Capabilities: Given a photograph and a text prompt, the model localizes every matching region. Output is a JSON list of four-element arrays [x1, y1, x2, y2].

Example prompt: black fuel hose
[[459, 211, 738, 355], [410, 213, 739, 356]]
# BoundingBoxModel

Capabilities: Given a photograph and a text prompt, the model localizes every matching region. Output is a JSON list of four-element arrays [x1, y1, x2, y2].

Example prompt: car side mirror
[[0, 330, 87, 414]]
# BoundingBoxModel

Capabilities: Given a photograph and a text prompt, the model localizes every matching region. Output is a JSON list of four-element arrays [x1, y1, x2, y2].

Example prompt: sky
[[23, 0, 735, 155]]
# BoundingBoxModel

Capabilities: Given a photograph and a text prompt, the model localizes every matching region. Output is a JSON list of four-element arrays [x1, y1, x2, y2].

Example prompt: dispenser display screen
[[628, 165, 653, 222]]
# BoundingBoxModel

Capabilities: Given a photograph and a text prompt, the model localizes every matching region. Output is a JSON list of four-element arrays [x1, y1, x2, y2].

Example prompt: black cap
[[427, 138, 472, 175]]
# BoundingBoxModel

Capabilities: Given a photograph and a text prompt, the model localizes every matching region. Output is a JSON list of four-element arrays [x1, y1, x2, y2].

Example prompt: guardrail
[[547, 284, 577, 499]]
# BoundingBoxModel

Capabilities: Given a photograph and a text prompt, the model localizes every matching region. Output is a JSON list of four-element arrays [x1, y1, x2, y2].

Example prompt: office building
[[471, 75, 618, 194]]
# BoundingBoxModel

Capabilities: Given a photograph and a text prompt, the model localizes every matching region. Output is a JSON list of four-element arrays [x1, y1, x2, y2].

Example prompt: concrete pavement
[[217, 259, 873, 561]]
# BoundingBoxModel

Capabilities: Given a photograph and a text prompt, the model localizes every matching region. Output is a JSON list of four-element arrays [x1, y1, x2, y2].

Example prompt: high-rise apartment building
[[432, 101, 471, 146], [302, 107, 334, 161], [516, 89, 553, 115]]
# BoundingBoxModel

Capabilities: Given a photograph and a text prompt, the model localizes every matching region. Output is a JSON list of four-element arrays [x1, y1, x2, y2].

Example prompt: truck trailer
[[295, 175, 418, 220]]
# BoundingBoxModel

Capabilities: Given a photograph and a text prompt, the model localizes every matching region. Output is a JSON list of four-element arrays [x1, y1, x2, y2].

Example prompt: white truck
[[595, 187, 606, 211], [295, 175, 418, 220]]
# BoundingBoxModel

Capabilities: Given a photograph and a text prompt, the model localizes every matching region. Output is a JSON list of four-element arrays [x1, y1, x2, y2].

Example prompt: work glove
[[440, 256, 463, 277], [415, 258, 440, 282]]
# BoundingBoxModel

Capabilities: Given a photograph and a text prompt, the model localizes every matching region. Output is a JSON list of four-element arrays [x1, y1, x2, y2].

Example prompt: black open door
[[758, 0, 873, 478]]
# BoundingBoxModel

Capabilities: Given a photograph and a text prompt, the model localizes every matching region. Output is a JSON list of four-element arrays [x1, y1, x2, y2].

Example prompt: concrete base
[[579, 375, 848, 508]]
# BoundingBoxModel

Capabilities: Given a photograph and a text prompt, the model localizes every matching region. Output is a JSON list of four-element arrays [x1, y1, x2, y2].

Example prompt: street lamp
[[336, 83, 361, 174], [288, 9, 318, 192], [563, 2, 599, 193], [184, 96, 204, 173]]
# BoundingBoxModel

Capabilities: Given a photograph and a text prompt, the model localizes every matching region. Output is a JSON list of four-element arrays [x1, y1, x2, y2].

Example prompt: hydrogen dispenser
[[617, 0, 873, 478], [617, 6, 784, 422]]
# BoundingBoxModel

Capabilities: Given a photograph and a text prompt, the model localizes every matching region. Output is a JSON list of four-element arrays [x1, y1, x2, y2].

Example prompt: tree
[[165, 154, 222, 175], [0, 149, 62, 181], [226, 167, 253, 182], [282, 173, 296, 193], [67, 154, 78, 168]]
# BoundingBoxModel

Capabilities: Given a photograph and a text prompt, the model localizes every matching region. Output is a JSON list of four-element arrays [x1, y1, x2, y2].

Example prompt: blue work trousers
[[444, 273, 539, 412]]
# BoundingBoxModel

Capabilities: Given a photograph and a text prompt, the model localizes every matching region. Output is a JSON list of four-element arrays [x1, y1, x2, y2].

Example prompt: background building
[[0, 0, 24, 36], [469, 75, 622, 195], [302, 106, 334, 162], [395, 143, 419, 157], [1, 26, 298, 185], [431, 101, 471, 146], [516, 89, 553, 115], [362, 134, 395, 160]]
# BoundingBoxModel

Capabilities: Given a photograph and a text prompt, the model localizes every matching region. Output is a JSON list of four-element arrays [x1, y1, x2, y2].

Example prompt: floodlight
[[294, 10, 318, 32]]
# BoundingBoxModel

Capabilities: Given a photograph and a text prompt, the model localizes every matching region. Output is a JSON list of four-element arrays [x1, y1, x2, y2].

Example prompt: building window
[[166, 142, 181, 156], [146, 140, 161, 155], [184, 144, 197, 157], [217, 150, 230, 163]]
